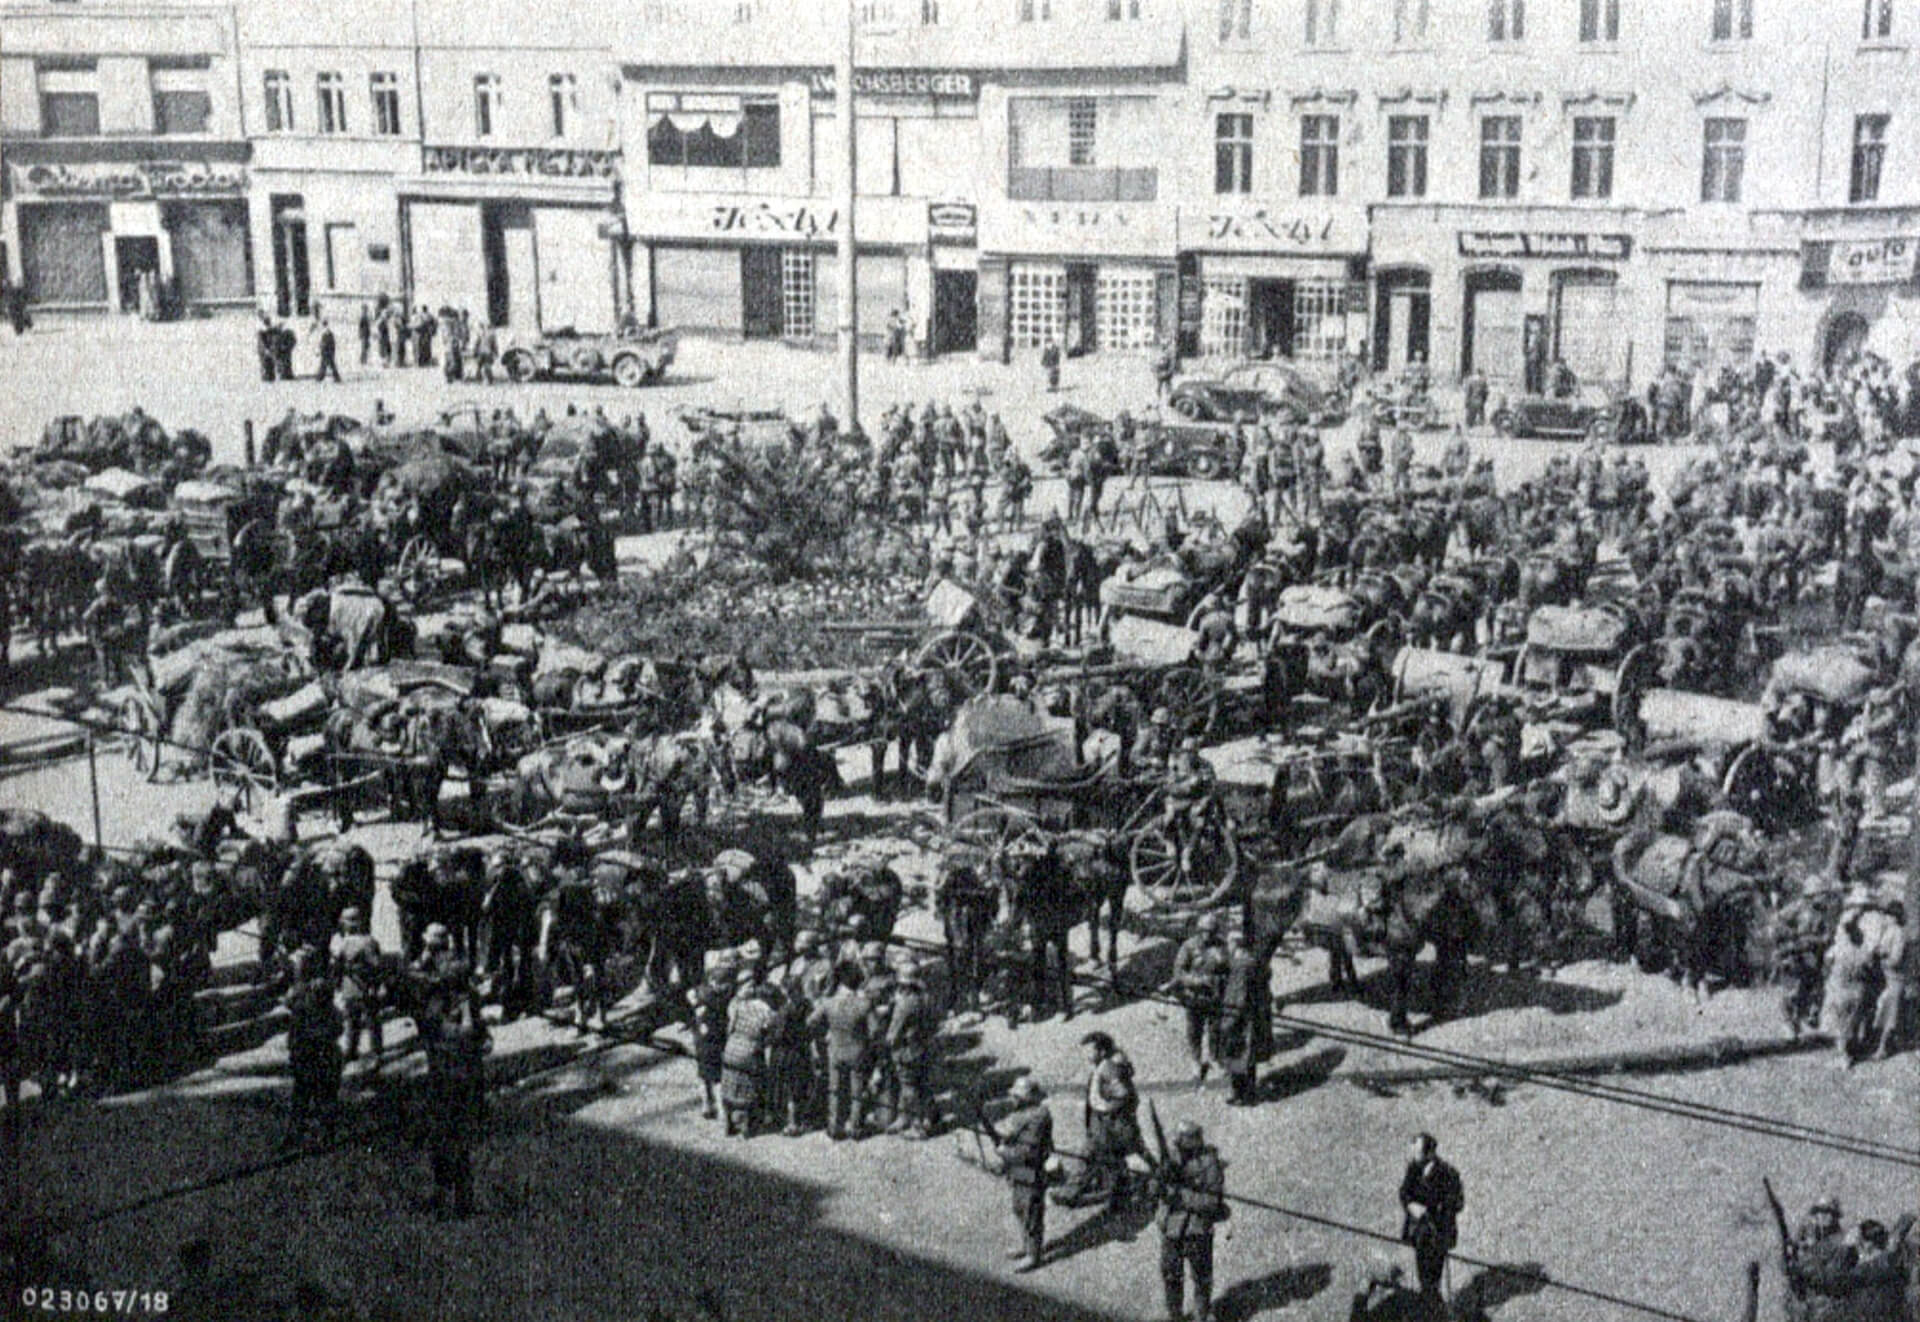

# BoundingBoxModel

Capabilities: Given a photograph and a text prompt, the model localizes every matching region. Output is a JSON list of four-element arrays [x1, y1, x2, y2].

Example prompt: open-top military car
[[499, 324, 678, 388]]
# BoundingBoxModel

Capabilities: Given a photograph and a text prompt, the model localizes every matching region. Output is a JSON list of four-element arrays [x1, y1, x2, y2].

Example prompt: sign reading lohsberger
[[10, 160, 246, 200], [809, 69, 976, 98], [1456, 231, 1632, 260], [1826, 236, 1918, 285]]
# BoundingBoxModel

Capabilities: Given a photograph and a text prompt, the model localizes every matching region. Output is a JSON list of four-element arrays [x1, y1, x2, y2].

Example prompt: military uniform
[[885, 967, 938, 1137], [995, 1082, 1053, 1269], [1216, 938, 1274, 1106], [1060, 1043, 1140, 1208], [328, 917, 384, 1062], [282, 978, 343, 1150], [424, 1012, 488, 1217], [808, 982, 872, 1139], [1167, 924, 1229, 1077], [1159, 1129, 1229, 1322]]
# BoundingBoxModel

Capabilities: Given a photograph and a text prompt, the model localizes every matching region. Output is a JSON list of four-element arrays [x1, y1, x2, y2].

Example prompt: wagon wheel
[[1611, 644, 1661, 755], [120, 692, 163, 780], [1722, 744, 1811, 825], [1130, 814, 1238, 911], [209, 726, 277, 812], [394, 534, 439, 602], [1157, 667, 1221, 738], [1364, 616, 1403, 667], [946, 805, 1045, 870], [915, 630, 998, 699]]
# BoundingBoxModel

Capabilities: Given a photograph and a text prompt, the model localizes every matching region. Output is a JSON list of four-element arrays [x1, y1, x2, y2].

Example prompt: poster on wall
[[1821, 237, 1920, 286]]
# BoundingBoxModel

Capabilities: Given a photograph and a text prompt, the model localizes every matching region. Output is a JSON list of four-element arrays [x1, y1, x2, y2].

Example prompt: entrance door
[[933, 269, 977, 355], [1554, 271, 1622, 385], [1249, 278, 1292, 358], [270, 195, 309, 317], [1374, 269, 1432, 374], [1064, 263, 1097, 354], [533, 207, 614, 333], [742, 246, 782, 338], [1464, 269, 1523, 386], [114, 236, 161, 314], [1825, 311, 1871, 372], [482, 204, 537, 332]]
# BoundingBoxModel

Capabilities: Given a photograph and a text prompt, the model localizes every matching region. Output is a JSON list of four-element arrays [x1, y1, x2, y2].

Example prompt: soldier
[[280, 970, 343, 1151], [936, 860, 997, 1017], [1158, 1120, 1230, 1322], [1398, 1133, 1465, 1303], [1356, 417, 1384, 480], [1265, 422, 1296, 526], [1390, 426, 1416, 496], [1162, 737, 1220, 879], [1839, 685, 1900, 819], [1042, 337, 1063, 392], [1152, 338, 1176, 401], [721, 966, 777, 1139], [256, 311, 278, 381], [928, 470, 953, 538], [885, 958, 937, 1139], [1131, 706, 1178, 774], [1295, 424, 1325, 522], [1190, 595, 1237, 671], [808, 963, 872, 1141], [1774, 883, 1835, 1039], [861, 942, 899, 1128], [314, 319, 341, 383], [1000, 452, 1034, 531], [1463, 366, 1490, 428], [328, 907, 383, 1066], [1066, 440, 1090, 525], [688, 953, 738, 1122], [1057, 1030, 1141, 1209], [1164, 913, 1229, 1084], [422, 993, 488, 1218], [1216, 928, 1273, 1106], [770, 933, 823, 1135], [995, 1076, 1053, 1272]]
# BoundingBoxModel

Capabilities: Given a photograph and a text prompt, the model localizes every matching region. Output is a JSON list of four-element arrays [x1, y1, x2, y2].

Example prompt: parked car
[[499, 325, 678, 388], [1168, 359, 1343, 424], [1039, 405, 1241, 479], [1491, 385, 1619, 440]]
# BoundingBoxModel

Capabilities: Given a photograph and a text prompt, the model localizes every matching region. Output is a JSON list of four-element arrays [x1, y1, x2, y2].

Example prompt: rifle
[[1145, 1099, 1173, 1201], [950, 1083, 1003, 1175], [1762, 1178, 1803, 1300]]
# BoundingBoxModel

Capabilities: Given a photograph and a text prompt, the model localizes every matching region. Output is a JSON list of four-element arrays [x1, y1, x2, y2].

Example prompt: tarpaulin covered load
[[925, 577, 986, 630], [1273, 584, 1361, 633], [1767, 646, 1877, 707], [940, 695, 1080, 789], [1525, 604, 1631, 655]]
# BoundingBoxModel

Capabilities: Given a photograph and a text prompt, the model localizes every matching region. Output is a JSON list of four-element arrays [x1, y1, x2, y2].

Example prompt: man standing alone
[[995, 1076, 1052, 1272], [1397, 1132, 1464, 1303]]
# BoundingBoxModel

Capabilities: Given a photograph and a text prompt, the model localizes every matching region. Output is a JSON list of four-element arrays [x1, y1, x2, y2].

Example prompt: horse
[[614, 731, 715, 836], [817, 862, 905, 945], [996, 841, 1086, 1024], [718, 718, 841, 839]]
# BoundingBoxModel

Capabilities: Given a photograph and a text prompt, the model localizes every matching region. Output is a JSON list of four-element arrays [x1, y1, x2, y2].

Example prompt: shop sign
[[423, 146, 619, 179], [710, 201, 839, 237], [1456, 231, 1631, 260], [809, 69, 976, 99], [9, 159, 246, 200], [928, 201, 976, 241], [1826, 236, 1919, 285], [1194, 207, 1356, 251]]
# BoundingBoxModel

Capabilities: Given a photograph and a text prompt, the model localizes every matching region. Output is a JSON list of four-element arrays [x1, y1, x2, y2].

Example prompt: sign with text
[[9, 159, 246, 200], [710, 201, 839, 237], [928, 200, 976, 241], [1456, 230, 1632, 260], [1185, 205, 1365, 253], [423, 146, 619, 179], [632, 192, 930, 246], [1827, 236, 1919, 285], [980, 200, 1176, 256], [808, 69, 977, 99]]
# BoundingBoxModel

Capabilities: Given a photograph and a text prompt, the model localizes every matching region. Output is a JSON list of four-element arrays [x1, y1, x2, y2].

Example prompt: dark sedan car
[[1167, 360, 1342, 424], [1491, 386, 1618, 440]]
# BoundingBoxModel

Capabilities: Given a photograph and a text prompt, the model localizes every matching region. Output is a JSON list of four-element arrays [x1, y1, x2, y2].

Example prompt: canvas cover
[[925, 577, 985, 630], [1273, 584, 1361, 633], [1637, 688, 1765, 746], [1108, 613, 1199, 666], [1525, 604, 1629, 655], [943, 695, 1079, 791], [1769, 647, 1877, 707]]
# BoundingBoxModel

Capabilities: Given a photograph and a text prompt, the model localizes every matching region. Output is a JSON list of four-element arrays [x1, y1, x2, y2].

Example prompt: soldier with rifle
[[1153, 1114, 1230, 1322], [990, 1076, 1053, 1272]]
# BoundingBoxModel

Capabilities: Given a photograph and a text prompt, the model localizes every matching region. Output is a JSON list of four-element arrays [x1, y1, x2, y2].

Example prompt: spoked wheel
[[1129, 813, 1239, 911], [1157, 667, 1222, 737], [396, 535, 439, 602], [121, 693, 163, 780], [915, 630, 999, 699], [945, 805, 1045, 872], [209, 726, 277, 812]]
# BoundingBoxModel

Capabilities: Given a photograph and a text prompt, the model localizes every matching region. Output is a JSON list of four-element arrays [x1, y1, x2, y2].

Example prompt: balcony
[[1006, 165, 1156, 202]]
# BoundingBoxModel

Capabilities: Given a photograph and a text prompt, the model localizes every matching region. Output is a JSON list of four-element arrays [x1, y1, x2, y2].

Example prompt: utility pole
[[836, 0, 859, 427]]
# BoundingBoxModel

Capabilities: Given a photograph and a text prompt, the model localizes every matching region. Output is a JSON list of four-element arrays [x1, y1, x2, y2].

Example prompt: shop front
[[977, 198, 1176, 363], [1177, 203, 1366, 366], [4, 147, 251, 313], [634, 191, 931, 346], [1793, 223, 1920, 369], [399, 145, 623, 334]]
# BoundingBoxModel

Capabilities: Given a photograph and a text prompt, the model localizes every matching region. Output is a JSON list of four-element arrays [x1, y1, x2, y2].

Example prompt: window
[[1487, 0, 1524, 40], [1215, 113, 1253, 194], [921, 0, 940, 20], [1219, 0, 1251, 40], [370, 72, 402, 137], [38, 92, 99, 137], [316, 72, 346, 134], [1068, 98, 1097, 166], [781, 250, 815, 339], [1393, 0, 1429, 41], [1579, 0, 1618, 41], [1711, 0, 1751, 40], [153, 90, 212, 135], [264, 70, 293, 132], [1864, 0, 1892, 40], [1009, 264, 1065, 348], [548, 73, 578, 138], [1094, 271, 1157, 349], [473, 74, 500, 138], [1701, 117, 1745, 202], [1017, 0, 1052, 16], [1300, 114, 1339, 195], [1480, 115, 1521, 197], [1293, 279, 1346, 363], [1387, 114, 1428, 197], [1571, 116, 1615, 198], [1305, 0, 1339, 44], [1105, 0, 1141, 16], [646, 95, 781, 169], [1851, 114, 1888, 203], [1203, 276, 1248, 356]]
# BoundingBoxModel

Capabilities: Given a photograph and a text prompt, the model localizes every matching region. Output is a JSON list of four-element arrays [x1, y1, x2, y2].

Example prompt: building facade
[[1, 0, 252, 315]]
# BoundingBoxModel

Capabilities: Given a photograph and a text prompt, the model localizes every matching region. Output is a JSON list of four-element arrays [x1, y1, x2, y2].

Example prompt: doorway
[[932, 269, 977, 355], [1462, 267, 1523, 386], [741, 246, 782, 339], [1064, 263, 1097, 354], [1248, 278, 1293, 357], [270, 194, 310, 317], [1373, 268, 1431, 374], [114, 236, 161, 314], [1824, 310, 1871, 372]]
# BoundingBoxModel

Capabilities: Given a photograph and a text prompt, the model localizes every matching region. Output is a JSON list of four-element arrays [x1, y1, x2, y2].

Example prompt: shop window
[[1215, 114, 1253, 195], [647, 95, 781, 170], [1219, 0, 1252, 41], [1203, 276, 1248, 357], [1579, 0, 1618, 41], [1479, 115, 1521, 199], [1292, 279, 1345, 363], [370, 72, 403, 137], [781, 250, 815, 338], [473, 74, 501, 139], [1571, 116, 1615, 199], [1387, 115, 1428, 198], [1393, 0, 1429, 42], [1711, 0, 1751, 40], [1701, 117, 1745, 203], [549, 73, 578, 139], [39, 92, 99, 138], [1487, 0, 1524, 40], [316, 72, 347, 135], [1300, 114, 1339, 196], [153, 90, 211, 135], [1863, 0, 1892, 40], [1068, 99, 1097, 167], [1304, 0, 1339, 45], [1851, 114, 1888, 204], [264, 70, 294, 133], [1095, 271, 1156, 350], [1009, 265, 1065, 348]]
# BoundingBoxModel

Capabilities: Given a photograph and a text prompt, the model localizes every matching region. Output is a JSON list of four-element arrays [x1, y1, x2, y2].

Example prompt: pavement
[[2, 318, 1917, 1322]]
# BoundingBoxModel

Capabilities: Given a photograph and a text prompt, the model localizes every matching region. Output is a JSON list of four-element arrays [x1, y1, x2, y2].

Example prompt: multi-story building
[[0, 0, 252, 316]]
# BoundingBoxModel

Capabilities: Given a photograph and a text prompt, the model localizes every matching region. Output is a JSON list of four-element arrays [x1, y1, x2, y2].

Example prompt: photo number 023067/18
[[0, 2, 1916, 1320]]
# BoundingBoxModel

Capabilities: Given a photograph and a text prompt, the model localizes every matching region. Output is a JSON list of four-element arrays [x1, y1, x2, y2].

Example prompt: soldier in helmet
[[996, 1075, 1053, 1272], [1164, 912, 1229, 1084], [807, 959, 873, 1140], [1158, 1119, 1230, 1322], [422, 982, 489, 1218], [1163, 737, 1220, 879], [861, 941, 899, 1128], [885, 958, 938, 1139], [1132, 706, 1178, 773], [328, 906, 384, 1066], [936, 859, 997, 1017], [688, 951, 739, 1122]]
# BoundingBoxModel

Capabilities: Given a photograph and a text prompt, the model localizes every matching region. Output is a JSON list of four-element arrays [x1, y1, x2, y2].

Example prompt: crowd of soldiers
[[253, 295, 507, 386]]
